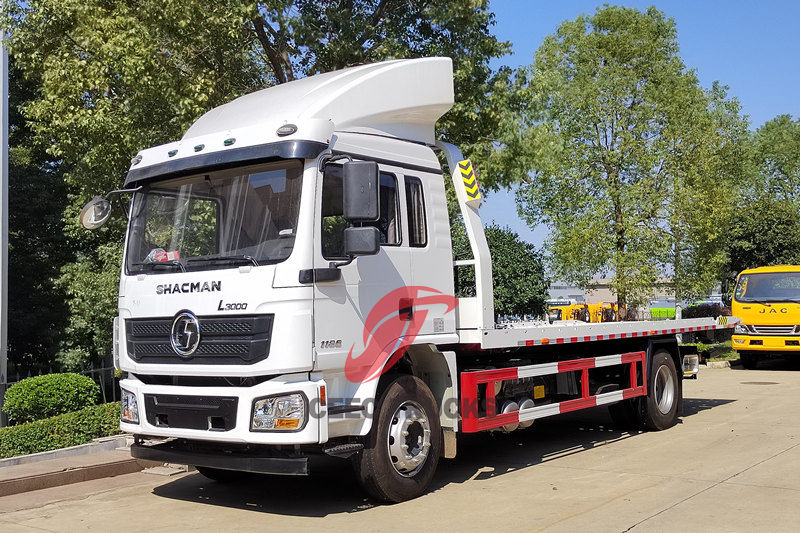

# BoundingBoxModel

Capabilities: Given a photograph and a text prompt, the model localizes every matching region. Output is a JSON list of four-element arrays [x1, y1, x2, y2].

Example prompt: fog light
[[251, 393, 306, 431], [734, 339, 745, 344], [121, 389, 139, 424]]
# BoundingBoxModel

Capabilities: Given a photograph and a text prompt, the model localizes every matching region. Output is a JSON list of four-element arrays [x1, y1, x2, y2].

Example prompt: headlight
[[251, 393, 306, 431], [121, 388, 139, 424], [734, 324, 749, 334]]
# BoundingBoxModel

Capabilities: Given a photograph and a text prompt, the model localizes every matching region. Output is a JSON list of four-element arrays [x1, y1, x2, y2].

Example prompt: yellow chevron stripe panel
[[458, 159, 481, 200]]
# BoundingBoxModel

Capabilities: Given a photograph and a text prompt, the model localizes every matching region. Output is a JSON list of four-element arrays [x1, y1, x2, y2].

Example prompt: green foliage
[[6, 0, 511, 369], [500, 6, 749, 306], [2, 373, 100, 424], [0, 403, 121, 459], [453, 223, 548, 318], [726, 197, 800, 277], [7, 56, 72, 373], [681, 304, 726, 319], [753, 115, 800, 202]]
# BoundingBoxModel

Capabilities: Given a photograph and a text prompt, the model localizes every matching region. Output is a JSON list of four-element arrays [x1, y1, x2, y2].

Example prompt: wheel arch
[[373, 343, 458, 432]]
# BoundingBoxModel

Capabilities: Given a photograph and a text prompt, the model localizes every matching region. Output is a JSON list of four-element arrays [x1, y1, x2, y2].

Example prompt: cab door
[[311, 162, 412, 408]]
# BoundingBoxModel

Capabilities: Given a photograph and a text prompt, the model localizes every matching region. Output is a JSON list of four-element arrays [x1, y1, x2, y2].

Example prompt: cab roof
[[125, 57, 454, 186], [739, 265, 800, 275]]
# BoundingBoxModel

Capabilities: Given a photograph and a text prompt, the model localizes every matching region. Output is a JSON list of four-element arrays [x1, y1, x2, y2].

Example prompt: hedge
[[682, 304, 730, 319], [3, 373, 100, 424], [0, 403, 121, 459]]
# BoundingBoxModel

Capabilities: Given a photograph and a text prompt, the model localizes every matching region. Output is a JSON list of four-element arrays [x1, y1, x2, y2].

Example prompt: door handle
[[399, 298, 414, 321]]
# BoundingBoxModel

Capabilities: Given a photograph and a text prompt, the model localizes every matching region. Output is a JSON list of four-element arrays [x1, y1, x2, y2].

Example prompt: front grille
[[126, 314, 273, 365], [144, 394, 238, 431], [751, 325, 796, 335]]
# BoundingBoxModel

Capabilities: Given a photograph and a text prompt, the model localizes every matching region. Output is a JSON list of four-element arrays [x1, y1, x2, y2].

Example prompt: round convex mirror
[[79, 197, 112, 229]]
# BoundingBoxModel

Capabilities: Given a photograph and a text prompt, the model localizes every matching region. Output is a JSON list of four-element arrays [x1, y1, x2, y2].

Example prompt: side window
[[321, 167, 347, 259], [405, 177, 427, 247], [321, 166, 400, 259], [373, 173, 400, 245]]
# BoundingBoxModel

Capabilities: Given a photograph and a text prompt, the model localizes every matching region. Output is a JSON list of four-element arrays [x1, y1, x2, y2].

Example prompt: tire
[[195, 466, 249, 483], [353, 374, 442, 503], [740, 352, 759, 370], [643, 350, 680, 430]]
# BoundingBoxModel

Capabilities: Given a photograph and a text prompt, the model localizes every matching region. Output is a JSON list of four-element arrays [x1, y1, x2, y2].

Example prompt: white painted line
[[594, 354, 623, 368], [518, 402, 560, 422], [595, 390, 625, 406], [517, 362, 559, 378]]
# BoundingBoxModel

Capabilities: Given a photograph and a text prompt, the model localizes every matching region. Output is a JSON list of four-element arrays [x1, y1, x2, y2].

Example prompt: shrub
[[0, 403, 121, 459], [3, 373, 100, 424], [681, 304, 729, 319]]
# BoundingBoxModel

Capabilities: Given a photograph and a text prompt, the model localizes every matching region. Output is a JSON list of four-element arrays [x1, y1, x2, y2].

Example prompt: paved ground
[[2, 359, 800, 532]]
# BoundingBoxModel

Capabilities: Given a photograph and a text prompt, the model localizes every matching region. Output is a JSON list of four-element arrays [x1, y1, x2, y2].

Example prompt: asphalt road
[[2, 358, 800, 532]]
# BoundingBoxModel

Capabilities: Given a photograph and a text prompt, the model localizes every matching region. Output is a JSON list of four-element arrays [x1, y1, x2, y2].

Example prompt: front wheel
[[739, 352, 759, 369], [353, 375, 442, 502], [643, 350, 680, 430]]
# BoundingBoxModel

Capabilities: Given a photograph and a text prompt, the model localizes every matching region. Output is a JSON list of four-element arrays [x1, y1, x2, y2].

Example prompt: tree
[[753, 115, 800, 202], [6, 0, 511, 368], [7, 57, 71, 373], [501, 6, 748, 306], [726, 198, 800, 277], [453, 223, 548, 319]]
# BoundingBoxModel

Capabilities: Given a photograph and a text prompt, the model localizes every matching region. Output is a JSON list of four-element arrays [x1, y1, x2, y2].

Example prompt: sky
[[481, 0, 800, 247]]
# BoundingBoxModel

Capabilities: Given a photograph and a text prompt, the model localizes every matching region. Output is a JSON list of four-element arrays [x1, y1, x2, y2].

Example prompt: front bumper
[[119, 374, 327, 445], [131, 439, 309, 475], [732, 335, 800, 352]]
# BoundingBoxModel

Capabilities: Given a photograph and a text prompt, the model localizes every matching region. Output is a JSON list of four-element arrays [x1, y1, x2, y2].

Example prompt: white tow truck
[[80, 57, 735, 502]]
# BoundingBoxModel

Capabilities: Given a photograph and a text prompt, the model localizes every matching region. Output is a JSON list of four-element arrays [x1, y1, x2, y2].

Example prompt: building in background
[[548, 278, 675, 305]]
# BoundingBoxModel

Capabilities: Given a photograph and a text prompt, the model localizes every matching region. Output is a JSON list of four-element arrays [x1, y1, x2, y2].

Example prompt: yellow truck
[[731, 265, 800, 369]]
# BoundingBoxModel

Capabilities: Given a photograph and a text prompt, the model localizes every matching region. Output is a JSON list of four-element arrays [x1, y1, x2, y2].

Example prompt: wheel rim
[[386, 401, 431, 477], [654, 364, 675, 415]]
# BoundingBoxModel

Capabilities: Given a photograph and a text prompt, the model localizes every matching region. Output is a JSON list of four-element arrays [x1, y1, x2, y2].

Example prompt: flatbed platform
[[458, 316, 736, 349]]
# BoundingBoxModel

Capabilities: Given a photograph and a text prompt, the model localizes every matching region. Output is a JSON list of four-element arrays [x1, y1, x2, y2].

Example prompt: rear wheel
[[353, 374, 441, 502], [739, 352, 759, 369], [643, 350, 680, 430]]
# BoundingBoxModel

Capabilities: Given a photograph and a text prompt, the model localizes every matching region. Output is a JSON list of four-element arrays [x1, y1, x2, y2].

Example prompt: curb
[[0, 456, 162, 497], [0, 435, 132, 468], [705, 359, 741, 369]]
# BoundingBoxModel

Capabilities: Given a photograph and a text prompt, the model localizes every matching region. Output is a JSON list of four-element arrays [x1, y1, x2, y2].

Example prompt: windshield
[[734, 272, 800, 303], [126, 160, 303, 274]]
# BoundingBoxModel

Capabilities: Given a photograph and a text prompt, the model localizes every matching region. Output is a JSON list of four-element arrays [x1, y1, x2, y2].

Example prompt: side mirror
[[79, 197, 112, 229], [342, 161, 379, 222], [344, 226, 380, 256]]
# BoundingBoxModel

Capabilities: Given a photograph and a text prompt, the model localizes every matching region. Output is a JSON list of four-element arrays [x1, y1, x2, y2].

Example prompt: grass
[[681, 340, 739, 362]]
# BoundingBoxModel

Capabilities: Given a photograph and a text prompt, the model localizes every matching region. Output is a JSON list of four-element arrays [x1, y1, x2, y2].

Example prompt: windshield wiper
[[186, 255, 260, 267], [131, 260, 185, 273]]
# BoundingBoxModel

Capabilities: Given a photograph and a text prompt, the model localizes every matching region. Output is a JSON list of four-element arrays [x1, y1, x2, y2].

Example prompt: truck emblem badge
[[171, 311, 201, 357]]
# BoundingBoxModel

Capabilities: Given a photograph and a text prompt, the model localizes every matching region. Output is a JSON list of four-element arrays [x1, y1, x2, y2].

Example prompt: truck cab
[[94, 58, 463, 451], [731, 265, 800, 368]]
